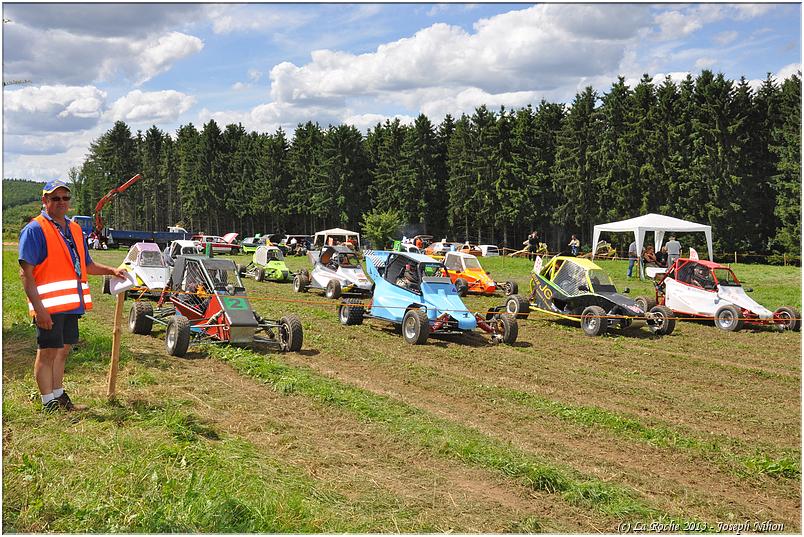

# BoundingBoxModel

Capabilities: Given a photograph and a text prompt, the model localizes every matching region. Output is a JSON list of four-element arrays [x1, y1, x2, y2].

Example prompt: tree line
[[70, 70, 801, 255]]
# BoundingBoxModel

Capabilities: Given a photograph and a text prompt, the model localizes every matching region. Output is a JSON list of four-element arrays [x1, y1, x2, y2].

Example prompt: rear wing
[[363, 250, 391, 280]]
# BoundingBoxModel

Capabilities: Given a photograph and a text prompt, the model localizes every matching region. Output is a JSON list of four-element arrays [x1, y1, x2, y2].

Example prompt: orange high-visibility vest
[[28, 215, 92, 316]]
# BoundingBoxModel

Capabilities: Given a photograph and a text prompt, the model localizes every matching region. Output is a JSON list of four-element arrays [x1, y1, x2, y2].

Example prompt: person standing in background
[[627, 239, 638, 278], [665, 235, 682, 267]]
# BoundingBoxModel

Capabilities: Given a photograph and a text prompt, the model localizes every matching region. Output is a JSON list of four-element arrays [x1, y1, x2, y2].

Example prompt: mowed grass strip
[[3, 392, 359, 533], [485, 384, 800, 479], [209, 344, 699, 524]]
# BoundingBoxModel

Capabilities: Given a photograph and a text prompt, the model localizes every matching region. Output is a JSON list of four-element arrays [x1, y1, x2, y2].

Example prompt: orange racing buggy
[[442, 251, 518, 297]]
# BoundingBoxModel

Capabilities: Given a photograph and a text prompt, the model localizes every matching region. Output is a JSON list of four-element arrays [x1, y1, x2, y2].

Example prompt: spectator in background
[[665, 235, 682, 267], [656, 246, 668, 268], [627, 239, 638, 278], [642, 245, 658, 267], [568, 234, 580, 256], [527, 231, 539, 261]]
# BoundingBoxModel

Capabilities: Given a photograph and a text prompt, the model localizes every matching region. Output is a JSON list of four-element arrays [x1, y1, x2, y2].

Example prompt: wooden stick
[[106, 292, 125, 400]]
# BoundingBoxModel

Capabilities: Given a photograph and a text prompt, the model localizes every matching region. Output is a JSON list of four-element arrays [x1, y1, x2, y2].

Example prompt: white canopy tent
[[591, 213, 713, 278], [313, 227, 361, 249]]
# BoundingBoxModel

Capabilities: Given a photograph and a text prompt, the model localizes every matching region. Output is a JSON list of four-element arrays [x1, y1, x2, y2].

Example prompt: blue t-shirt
[[19, 212, 93, 315]]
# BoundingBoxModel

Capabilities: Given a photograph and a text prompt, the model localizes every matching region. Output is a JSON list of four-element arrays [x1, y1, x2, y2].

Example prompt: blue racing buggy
[[337, 250, 518, 345]]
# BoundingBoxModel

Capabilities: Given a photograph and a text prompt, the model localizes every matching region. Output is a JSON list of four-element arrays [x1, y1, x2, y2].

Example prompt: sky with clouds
[[2, 3, 801, 181]]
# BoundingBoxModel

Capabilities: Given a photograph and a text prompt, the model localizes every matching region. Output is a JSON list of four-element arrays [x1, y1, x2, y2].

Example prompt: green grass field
[[3, 247, 801, 532]]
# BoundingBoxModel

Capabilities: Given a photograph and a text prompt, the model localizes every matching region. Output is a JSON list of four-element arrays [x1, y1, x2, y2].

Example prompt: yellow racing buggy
[[502, 256, 675, 336]]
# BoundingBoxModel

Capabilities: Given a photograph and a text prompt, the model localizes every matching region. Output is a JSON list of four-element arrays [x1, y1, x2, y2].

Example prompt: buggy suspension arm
[[430, 313, 452, 332], [474, 313, 497, 335]]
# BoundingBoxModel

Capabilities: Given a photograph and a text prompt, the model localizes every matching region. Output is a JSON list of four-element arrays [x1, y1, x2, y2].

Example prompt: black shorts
[[35, 314, 80, 349]]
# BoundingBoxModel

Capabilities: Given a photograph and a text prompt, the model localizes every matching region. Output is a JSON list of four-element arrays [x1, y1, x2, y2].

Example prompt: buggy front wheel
[[166, 316, 191, 357], [774, 306, 800, 332], [581, 306, 607, 337], [128, 301, 154, 335], [505, 295, 530, 320], [402, 309, 429, 345], [325, 279, 342, 299], [714, 305, 743, 332], [494, 313, 518, 345], [279, 315, 303, 352]]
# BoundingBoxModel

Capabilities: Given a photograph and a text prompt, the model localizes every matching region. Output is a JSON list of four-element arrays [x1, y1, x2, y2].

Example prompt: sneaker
[[56, 392, 87, 412], [42, 399, 60, 413]]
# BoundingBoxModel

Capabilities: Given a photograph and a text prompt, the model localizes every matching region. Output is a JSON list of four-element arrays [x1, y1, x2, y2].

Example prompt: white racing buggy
[[103, 242, 168, 298], [643, 258, 800, 332], [293, 245, 373, 299]]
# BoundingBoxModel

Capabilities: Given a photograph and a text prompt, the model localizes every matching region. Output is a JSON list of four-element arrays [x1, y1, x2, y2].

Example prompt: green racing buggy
[[237, 245, 292, 282]]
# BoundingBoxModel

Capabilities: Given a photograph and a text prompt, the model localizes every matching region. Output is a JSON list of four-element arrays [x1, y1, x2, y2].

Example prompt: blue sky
[[3, 3, 801, 181]]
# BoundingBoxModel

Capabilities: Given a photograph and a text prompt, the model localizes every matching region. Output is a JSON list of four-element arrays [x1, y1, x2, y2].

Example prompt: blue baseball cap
[[42, 179, 71, 195]]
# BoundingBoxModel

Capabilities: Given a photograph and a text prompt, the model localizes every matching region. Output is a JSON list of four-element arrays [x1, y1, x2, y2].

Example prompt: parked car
[[238, 245, 292, 282], [644, 258, 800, 332], [442, 251, 517, 296], [163, 239, 204, 266], [128, 255, 303, 357], [504, 256, 675, 337], [478, 245, 500, 257], [337, 250, 518, 345], [293, 245, 373, 298], [241, 236, 262, 254], [193, 233, 240, 255]]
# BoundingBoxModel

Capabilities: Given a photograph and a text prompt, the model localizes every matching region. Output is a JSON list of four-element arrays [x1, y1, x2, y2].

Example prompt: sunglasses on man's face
[[48, 195, 71, 202]]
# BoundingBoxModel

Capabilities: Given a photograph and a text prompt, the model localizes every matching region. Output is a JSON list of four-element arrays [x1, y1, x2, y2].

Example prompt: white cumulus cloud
[[4, 85, 107, 133], [106, 90, 196, 123], [132, 32, 204, 84]]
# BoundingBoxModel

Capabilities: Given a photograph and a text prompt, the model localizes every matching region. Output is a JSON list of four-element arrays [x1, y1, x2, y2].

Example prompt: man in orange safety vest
[[19, 179, 126, 412]]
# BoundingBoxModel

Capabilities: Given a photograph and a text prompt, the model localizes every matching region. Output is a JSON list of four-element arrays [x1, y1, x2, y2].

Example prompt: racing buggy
[[293, 245, 373, 299], [128, 255, 303, 357], [643, 258, 800, 332], [337, 251, 518, 346], [238, 245, 292, 282], [103, 242, 168, 299], [443, 251, 517, 297], [503, 256, 675, 337]]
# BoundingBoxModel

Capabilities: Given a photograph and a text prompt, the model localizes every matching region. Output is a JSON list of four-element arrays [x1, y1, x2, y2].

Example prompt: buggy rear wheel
[[774, 306, 800, 332], [128, 301, 153, 335], [454, 278, 469, 297], [402, 308, 429, 345], [581, 306, 607, 337], [715, 305, 743, 332], [255, 267, 265, 282], [293, 273, 309, 293], [279, 315, 303, 352], [505, 295, 530, 320], [338, 298, 365, 325], [166, 316, 191, 357], [648, 305, 676, 336], [634, 295, 657, 313], [236, 264, 245, 277], [501, 281, 518, 296], [325, 279, 342, 299]]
